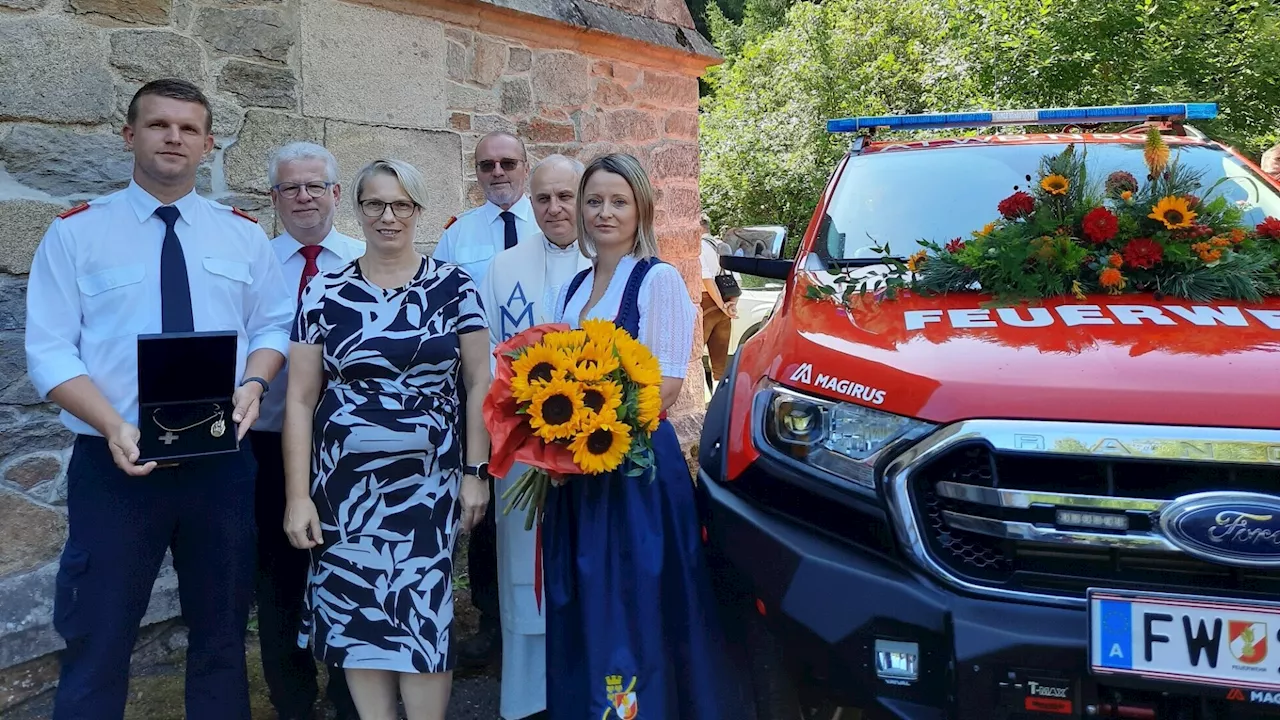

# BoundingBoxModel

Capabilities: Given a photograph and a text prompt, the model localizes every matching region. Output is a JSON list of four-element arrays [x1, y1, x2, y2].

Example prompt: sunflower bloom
[[906, 250, 928, 272], [581, 380, 624, 421], [544, 329, 588, 352], [1041, 174, 1069, 195], [582, 318, 625, 347], [1098, 267, 1126, 294], [569, 415, 632, 474], [527, 376, 586, 442], [511, 344, 573, 401], [570, 341, 621, 382], [616, 335, 662, 386], [1148, 196, 1197, 230], [635, 385, 663, 433]]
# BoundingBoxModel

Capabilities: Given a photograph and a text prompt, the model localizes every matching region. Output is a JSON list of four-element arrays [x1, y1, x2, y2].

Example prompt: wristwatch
[[241, 376, 269, 395], [464, 462, 491, 481]]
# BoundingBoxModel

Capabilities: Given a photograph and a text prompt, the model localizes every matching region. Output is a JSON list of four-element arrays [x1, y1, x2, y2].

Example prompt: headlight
[[760, 383, 935, 491]]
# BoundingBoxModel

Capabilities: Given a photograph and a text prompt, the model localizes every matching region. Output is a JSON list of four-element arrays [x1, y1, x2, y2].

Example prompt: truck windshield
[[821, 141, 1280, 260]]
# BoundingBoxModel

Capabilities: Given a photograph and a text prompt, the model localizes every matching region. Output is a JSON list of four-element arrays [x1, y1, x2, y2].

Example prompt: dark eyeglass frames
[[273, 181, 335, 198], [476, 158, 522, 173], [359, 200, 419, 219]]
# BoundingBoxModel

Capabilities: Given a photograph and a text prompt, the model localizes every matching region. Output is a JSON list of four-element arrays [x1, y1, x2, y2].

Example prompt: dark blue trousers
[[52, 434, 257, 720]]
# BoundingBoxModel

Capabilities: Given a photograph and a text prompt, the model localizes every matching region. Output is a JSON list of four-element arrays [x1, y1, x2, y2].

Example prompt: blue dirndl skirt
[[542, 419, 747, 719]]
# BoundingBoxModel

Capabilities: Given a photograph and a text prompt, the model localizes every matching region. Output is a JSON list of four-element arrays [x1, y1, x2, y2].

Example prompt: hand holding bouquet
[[482, 319, 665, 530]]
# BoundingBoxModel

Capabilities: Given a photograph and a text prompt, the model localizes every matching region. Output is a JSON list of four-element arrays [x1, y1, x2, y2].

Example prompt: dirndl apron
[[542, 258, 748, 720]]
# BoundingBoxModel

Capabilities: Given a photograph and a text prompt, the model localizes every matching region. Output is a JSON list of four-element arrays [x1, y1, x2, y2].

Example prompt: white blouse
[[554, 255, 696, 379]]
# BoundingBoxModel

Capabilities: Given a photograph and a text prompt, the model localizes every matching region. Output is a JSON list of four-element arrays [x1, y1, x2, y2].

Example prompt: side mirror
[[722, 225, 790, 260]]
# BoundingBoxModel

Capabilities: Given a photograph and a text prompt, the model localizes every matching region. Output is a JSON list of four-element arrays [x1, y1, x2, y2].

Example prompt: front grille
[[907, 440, 1280, 601]]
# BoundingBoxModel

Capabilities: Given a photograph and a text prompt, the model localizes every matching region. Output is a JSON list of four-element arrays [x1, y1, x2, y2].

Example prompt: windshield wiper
[[820, 257, 905, 267]]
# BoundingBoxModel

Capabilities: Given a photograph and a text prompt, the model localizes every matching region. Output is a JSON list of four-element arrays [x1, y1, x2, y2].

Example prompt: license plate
[[1089, 589, 1280, 693]]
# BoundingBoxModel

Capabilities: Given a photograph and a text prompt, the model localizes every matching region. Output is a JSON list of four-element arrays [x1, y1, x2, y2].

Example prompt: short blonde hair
[[351, 158, 429, 216], [576, 153, 659, 261]]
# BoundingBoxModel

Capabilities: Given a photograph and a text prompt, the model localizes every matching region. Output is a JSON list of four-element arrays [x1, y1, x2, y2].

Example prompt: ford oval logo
[[1159, 492, 1280, 568]]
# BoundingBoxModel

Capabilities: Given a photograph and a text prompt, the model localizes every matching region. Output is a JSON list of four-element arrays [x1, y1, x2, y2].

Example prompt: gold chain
[[152, 404, 223, 432]]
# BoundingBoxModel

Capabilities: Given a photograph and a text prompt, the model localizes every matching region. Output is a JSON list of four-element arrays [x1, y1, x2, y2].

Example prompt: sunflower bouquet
[[809, 126, 1280, 307], [481, 318, 665, 530]]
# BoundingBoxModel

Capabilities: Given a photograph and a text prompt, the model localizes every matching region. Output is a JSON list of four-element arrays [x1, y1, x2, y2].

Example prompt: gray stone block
[[195, 7, 293, 64], [217, 60, 297, 109], [0, 17, 113, 124], [0, 200, 69, 276], [109, 29, 208, 85], [0, 126, 132, 198], [223, 110, 323, 193]]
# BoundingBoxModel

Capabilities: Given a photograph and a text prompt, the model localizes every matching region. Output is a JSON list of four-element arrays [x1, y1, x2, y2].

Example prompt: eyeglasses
[[359, 200, 418, 219], [274, 181, 334, 198], [476, 158, 522, 173]]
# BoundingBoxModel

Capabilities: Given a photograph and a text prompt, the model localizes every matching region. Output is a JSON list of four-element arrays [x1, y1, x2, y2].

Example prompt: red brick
[[593, 79, 633, 107], [603, 109, 659, 143], [613, 63, 641, 86], [636, 71, 698, 108], [518, 118, 577, 143], [650, 143, 699, 179], [664, 110, 698, 139]]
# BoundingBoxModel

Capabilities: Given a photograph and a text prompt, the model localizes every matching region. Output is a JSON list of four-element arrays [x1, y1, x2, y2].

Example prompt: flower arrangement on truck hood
[[816, 127, 1280, 306]]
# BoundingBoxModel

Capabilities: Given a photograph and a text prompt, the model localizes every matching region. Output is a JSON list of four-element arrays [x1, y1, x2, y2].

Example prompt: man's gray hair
[[531, 153, 585, 179], [268, 141, 340, 187]]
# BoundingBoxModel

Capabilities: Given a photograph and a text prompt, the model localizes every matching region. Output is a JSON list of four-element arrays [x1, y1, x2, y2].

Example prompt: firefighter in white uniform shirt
[[477, 154, 591, 720], [432, 130, 539, 668], [433, 131, 539, 286]]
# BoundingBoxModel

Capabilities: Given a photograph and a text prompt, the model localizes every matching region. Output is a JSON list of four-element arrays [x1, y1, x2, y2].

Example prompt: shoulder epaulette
[[57, 203, 90, 220], [230, 207, 259, 223], [444, 215, 457, 229]]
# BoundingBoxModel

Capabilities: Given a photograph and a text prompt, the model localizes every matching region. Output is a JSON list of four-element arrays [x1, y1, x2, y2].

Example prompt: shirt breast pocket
[[201, 257, 253, 312], [452, 243, 494, 270], [76, 264, 147, 338]]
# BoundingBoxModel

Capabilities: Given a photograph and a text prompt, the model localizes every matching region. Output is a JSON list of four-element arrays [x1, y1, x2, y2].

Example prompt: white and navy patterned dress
[[291, 256, 487, 673]]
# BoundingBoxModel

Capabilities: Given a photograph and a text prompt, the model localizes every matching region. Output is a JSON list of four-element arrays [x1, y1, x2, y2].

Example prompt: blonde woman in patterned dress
[[282, 159, 492, 720]]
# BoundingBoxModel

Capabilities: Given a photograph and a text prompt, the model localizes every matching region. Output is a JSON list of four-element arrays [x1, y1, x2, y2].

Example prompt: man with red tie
[[254, 141, 364, 720]]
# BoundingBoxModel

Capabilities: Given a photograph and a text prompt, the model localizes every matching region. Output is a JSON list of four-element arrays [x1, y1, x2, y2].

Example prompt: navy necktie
[[155, 205, 194, 333], [500, 210, 518, 250]]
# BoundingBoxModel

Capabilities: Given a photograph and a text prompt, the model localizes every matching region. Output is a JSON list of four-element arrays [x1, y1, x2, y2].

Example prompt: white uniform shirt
[[700, 234, 722, 280], [255, 228, 365, 433], [431, 195, 537, 286], [25, 181, 295, 437]]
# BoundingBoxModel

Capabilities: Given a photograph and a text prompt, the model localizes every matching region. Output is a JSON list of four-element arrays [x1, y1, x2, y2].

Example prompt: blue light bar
[[826, 103, 1218, 133]]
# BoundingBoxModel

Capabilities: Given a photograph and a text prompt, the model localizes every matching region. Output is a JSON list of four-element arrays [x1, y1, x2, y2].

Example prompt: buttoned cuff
[[30, 357, 90, 400], [247, 329, 290, 357]]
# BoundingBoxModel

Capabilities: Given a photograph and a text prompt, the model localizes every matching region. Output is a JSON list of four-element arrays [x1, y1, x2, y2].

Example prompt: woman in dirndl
[[543, 152, 748, 719]]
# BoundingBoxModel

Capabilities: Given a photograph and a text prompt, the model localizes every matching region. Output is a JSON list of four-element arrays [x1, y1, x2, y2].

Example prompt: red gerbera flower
[[997, 191, 1036, 219], [1257, 216, 1280, 239], [1082, 207, 1119, 244], [1122, 237, 1164, 269], [945, 237, 966, 253]]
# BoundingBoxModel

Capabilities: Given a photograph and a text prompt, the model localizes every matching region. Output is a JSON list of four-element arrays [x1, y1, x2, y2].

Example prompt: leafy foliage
[[698, 0, 1280, 239]]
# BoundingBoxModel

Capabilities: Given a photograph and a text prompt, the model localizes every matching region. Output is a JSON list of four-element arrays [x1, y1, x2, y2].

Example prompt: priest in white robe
[[477, 154, 591, 720]]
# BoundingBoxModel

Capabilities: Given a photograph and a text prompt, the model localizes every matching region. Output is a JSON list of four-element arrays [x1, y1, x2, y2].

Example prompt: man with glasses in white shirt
[[254, 141, 364, 720]]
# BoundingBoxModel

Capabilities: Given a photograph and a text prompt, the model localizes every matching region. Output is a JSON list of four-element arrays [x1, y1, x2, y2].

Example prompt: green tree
[[699, 0, 979, 238], [700, 0, 1280, 238]]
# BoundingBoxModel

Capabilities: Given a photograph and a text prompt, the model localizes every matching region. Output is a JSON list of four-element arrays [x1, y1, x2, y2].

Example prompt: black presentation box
[[136, 330, 239, 463]]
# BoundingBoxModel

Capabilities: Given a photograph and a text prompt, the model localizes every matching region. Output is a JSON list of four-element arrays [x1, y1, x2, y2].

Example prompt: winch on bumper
[[697, 365, 1280, 720]]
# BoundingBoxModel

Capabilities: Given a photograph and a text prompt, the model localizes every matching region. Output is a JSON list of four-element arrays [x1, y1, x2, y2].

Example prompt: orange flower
[[1108, 253, 1123, 268], [1144, 126, 1170, 177], [1230, 228, 1248, 244], [1191, 241, 1222, 263], [1099, 267, 1126, 294], [1211, 236, 1231, 248], [1120, 190, 1133, 202]]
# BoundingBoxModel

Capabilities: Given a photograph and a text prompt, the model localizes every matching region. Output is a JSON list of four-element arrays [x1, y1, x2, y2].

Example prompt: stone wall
[[0, 0, 716, 704]]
